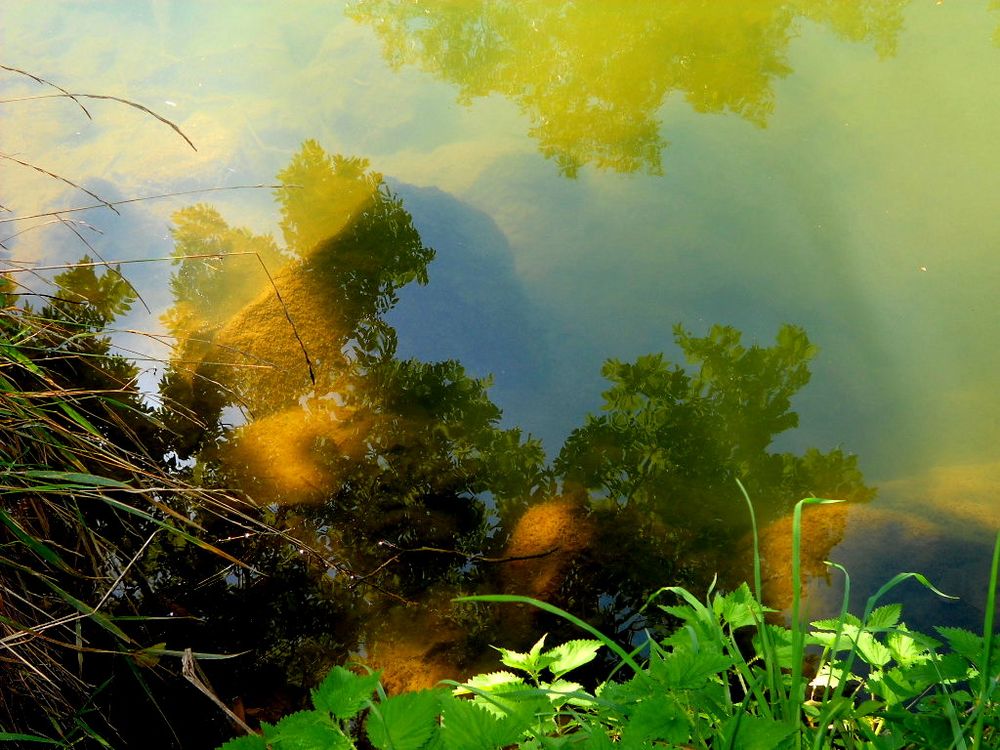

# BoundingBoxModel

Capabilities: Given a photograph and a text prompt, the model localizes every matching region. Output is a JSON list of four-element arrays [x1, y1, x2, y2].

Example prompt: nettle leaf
[[812, 613, 862, 631], [714, 583, 763, 630], [367, 689, 446, 750], [935, 626, 983, 664], [653, 646, 732, 690], [754, 625, 794, 670], [262, 710, 352, 750], [721, 715, 797, 750], [218, 735, 267, 750], [867, 666, 929, 706], [546, 639, 603, 678], [544, 679, 589, 707], [581, 729, 616, 749], [906, 652, 973, 685], [595, 673, 657, 707], [856, 632, 892, 668], [624, 694, 689, 745], [887, 626, 933, 666], [311, 666, 382, 720], [495, 635, 555, 675], [865, 604, 902, 631], [440, 694, 527, 750], [454, 671, 524, 695]]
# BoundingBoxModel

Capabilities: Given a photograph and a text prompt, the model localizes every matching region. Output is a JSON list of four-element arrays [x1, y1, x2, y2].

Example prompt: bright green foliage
[[214, 523, 1000, 750]]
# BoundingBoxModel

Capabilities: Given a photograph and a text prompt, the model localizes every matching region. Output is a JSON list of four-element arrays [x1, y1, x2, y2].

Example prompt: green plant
[[213, 493, 999, 750]]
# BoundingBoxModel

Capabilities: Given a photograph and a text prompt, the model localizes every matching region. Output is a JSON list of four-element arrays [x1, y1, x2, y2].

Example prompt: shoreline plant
[[211, 491, 999, 750]]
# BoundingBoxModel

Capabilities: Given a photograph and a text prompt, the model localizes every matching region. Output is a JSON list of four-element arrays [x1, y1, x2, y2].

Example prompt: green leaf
[[494, 635, 556, 676], [714, 582, 763, 630], [0, 733, 63, 745], [311, 666, 382, 720], [866, 604, 902, 630], [624, 695, 689, 744], [887, 626, 933, 666], [652, 646, 731, 689], [21, 469, 130, 488], [721, 715, 797, 750], [262, 711, 352, 749], [545, 639, 603, 678], [453, 671, 523, 695], [367, 689, 445, 750], [440, 695, 526, 750], [811, 613, 862, 631], [217, 735, 268, 750], [856, 632, 892, 668], [0, 507, 74, 572], [935, 626, 983, 664]]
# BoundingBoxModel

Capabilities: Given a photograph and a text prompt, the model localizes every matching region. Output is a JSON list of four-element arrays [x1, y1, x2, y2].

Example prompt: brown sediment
[[498, 492, 595, 642], [364, 602, 496, 695]]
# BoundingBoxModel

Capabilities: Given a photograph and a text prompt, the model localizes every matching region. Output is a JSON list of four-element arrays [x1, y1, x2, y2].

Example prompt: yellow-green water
[[3, 0, 1000, 697]]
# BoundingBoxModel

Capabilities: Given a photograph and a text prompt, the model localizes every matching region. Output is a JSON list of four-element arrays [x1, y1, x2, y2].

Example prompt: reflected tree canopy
[[348, 0, 907, 175], [159, 141, 548, 597], [147, 140, 876, 715]]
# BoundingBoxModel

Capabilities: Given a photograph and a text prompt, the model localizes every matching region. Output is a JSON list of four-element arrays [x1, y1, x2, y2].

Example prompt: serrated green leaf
[[887, 626, 933, 666], [440, 695, 526, 750], [263, 710, 351, 750], [454, 671, 524, 695], [311, 666, 382, 720], [653, 646, 731, 689], [624, 695, 688, 744], [811, 613, 863, 631], [367, 689, 445, 750], [544, 679, 589, 707], [217, 735, 267, 750], [714, 582, 763, 630], [935, 626, 983, 663], [866, 604, 902, 630], [545, 639, 603, 678], [856, 632, 892, 668], [581, 729, 616, 749], [721, 715, 796, 750], [495, 636, 556, 676]]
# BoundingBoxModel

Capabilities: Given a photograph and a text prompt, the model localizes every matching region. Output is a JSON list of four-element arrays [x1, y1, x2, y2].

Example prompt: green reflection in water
[[348, 0, 908, 175], [151, 140, 875, 711]]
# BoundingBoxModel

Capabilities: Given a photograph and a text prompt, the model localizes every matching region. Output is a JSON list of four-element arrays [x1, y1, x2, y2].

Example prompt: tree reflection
[[158, 140, 547, 605], [347, 0, 907, 176], [154, 140, 876, 701], [545, 323, 875, 638]]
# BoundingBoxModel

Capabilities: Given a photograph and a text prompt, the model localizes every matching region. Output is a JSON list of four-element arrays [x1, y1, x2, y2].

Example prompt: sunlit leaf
[[546, 639, 603, 678], [367, 689, 445, 750], [311, 666, 382, 720]]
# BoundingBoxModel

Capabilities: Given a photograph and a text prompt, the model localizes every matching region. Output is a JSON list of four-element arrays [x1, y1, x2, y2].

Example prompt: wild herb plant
[[212, 496, 999, 750]]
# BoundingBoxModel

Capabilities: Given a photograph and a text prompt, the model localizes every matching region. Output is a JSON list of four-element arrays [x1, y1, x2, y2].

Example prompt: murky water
[[3, 1, 1000, 744]]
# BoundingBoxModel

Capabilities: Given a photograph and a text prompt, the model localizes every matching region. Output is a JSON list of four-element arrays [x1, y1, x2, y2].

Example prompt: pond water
[[3, 1, 1000, 744]]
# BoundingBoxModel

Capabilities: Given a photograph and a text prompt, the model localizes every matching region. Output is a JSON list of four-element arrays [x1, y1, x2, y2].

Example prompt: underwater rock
[[731, 473, 999, 633]]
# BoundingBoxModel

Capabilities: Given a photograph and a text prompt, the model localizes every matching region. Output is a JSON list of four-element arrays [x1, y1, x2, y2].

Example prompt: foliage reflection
[[149, 139, 876, 719], [348, 0, 907, 176]]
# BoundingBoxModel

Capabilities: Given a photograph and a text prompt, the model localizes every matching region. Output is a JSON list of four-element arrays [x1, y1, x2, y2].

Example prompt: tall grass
[[0, 65, 278, 745]]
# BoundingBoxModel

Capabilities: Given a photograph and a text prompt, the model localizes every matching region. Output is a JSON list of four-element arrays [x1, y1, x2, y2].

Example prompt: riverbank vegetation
[[213, 507, 999, 750]]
